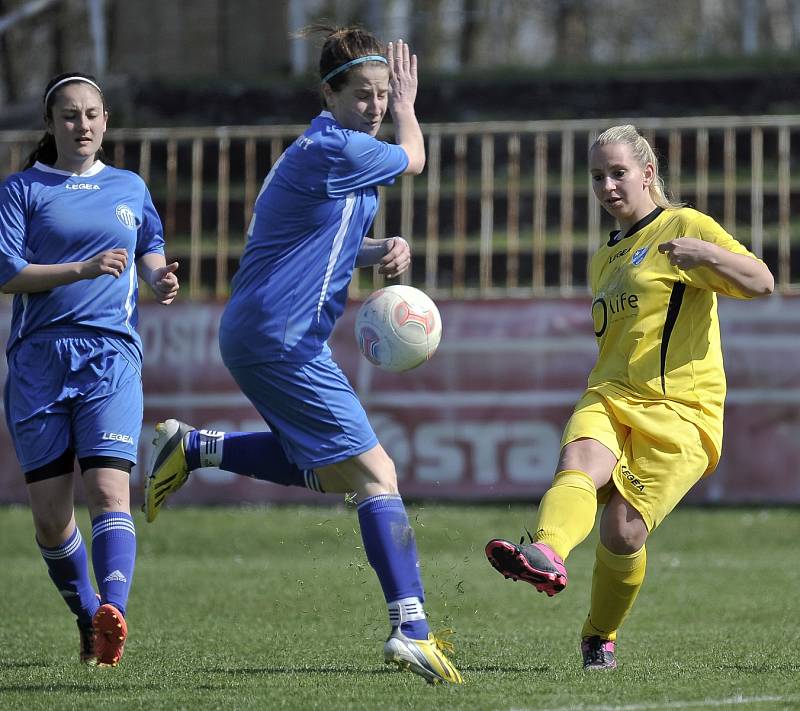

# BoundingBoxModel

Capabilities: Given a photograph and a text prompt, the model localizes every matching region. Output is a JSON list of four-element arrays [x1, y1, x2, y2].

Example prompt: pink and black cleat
[[484, 538, 568, 596], [581, 636, 617, 670]]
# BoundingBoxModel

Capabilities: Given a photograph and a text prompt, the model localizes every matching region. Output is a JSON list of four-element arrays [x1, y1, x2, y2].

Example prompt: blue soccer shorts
[[4, 334, 143, 472], [225, 349, 378, 470]]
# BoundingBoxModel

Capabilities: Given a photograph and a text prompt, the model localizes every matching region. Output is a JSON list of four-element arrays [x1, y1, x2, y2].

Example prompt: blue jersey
[[0, 161, 165, 359], [219, 111, 409, 365]]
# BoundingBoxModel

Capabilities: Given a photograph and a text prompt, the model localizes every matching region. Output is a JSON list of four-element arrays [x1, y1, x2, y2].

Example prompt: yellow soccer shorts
[[561, 389, 719, 532]]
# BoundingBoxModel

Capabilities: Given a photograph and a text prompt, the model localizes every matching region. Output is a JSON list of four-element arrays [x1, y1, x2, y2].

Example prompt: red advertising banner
[[0, 296, 798, 505]]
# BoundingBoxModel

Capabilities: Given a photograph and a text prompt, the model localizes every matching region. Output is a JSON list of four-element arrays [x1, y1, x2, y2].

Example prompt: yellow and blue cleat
[[383, 627, 463, 684], [144, 419, 194, 523]]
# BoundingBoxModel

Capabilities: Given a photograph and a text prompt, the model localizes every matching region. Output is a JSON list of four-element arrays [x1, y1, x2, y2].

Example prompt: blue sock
[[91, 512, 136, 616], [185, 429, 323, 491], [357, 494, 430, 640], [38, 527, 99, 625]]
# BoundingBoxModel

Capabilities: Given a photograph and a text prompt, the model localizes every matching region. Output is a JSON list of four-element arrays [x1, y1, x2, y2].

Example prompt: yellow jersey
[[587, 206, 761, 458]]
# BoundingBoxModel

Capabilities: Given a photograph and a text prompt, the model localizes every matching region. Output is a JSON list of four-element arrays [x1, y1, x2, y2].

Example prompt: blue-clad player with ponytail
[[0, 73, 179, 666]]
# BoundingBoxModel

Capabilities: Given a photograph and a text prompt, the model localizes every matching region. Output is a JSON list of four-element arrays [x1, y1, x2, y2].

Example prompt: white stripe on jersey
[[246, 150, 289, 241], [124, 265, 136, 336], [16, 292, 28, 342], [316, 193, 355, 321]]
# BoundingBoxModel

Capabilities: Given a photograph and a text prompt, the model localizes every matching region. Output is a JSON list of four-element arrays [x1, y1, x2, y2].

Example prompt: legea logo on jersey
[[102, 432, 134, 444], [115, 204, 137, 230], [65, 182, 100, 190], [631, 247, 649, 266], [591, 290, 640, 337]]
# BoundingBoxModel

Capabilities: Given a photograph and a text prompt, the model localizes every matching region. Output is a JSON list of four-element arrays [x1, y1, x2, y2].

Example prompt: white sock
[[197, 429, 224, 468]]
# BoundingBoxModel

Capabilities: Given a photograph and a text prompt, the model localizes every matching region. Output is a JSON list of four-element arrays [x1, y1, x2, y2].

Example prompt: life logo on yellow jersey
[[631, 247, 649, 266], [591, 290, 640, 337]]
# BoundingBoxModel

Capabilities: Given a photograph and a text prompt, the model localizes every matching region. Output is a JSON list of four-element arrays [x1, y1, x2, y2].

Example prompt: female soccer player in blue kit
[[145, 27, 462, 684], [485, 124, 774, 671], [0, 73, 179, 666]]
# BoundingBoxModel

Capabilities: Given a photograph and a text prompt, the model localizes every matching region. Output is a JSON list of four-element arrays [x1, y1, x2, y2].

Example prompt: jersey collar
[[607, 206, 664, 246], [33, 160, 107, 178]]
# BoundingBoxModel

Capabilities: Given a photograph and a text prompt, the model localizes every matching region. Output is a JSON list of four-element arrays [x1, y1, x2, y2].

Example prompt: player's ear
[[321, 82, 335, 108], [642, 162, 654, 187]]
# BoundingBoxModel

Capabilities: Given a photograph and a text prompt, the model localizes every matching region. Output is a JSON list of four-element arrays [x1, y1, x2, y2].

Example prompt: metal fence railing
[[2, 116, 798, 298]]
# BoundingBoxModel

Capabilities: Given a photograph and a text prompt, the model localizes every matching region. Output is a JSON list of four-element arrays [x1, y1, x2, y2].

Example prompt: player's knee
[[84, 482, 128, 514], [32, 514, 73, 547], [600, 518, 648, 554]]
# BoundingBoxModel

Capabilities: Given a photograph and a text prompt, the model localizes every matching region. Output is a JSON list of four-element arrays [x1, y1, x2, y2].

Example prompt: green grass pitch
[[0, 504, 798, 710]]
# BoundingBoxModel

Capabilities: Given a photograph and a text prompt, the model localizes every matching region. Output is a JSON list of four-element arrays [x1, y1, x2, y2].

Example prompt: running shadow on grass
[[0, 661, 49, 670], [203, 664, 546, 675], [0, 683, 220, 693], [202, 667, 392, 675]]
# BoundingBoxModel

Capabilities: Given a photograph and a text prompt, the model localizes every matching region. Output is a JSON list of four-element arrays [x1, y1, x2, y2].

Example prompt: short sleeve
[[0, 177, 31, 286], [676, 211, 764, 299], [135, 184, 165, 258], [327, 130, 409, 198]]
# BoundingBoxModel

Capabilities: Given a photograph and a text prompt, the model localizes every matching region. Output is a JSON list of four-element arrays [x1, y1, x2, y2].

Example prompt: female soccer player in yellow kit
[[486, 124, 774, 670]]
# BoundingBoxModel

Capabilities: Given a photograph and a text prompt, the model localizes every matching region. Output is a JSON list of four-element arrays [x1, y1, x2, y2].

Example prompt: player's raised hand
[[379, 236, 411, 278], [387, 39, 418, 111], [658, 238, 715, 269], [148, 261, 180, 304], [83, 248, 128, 279]]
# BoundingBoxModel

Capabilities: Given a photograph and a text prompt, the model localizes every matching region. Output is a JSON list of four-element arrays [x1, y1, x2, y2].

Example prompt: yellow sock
[[532, 469, 597, 560], [582, 542, 647, 642]]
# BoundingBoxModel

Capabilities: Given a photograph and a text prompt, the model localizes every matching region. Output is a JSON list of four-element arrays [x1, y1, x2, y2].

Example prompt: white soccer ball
[[354, 285, 442, 372]]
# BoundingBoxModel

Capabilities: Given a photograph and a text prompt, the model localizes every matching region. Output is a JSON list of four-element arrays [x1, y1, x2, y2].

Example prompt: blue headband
[[321, 55, 388, 84]]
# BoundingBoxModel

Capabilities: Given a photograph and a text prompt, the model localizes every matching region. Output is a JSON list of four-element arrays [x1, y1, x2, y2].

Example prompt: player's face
[[324, 65, 390, 137], [47, 83, 108, 174], [590, 142, 656, 229]]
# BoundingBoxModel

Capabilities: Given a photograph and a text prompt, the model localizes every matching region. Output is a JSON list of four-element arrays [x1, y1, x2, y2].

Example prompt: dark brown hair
[[24, 72, 108, 169], [299, 25, 387, 106]]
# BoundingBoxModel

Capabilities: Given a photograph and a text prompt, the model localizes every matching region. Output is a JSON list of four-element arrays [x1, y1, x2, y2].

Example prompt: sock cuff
[[596, 542, 647, 572], [197, 429, 225, 468], [357, 493, 403, 512], [38, 526, 82, 557], [388, 597, 426, 626], [553, 469, 596, 495], [91, 512, 136, 539]]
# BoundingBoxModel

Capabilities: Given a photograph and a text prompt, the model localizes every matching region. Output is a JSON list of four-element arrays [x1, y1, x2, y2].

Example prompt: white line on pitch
[[515, 692, 800, 711]]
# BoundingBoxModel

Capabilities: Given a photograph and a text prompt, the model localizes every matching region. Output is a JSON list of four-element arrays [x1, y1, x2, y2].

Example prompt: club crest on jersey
[[631, 247, 649, 266], [115, 204, 137, 230]]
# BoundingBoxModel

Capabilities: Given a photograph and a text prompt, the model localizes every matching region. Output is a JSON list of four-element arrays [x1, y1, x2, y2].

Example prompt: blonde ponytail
[[592, 125, 684, 209]]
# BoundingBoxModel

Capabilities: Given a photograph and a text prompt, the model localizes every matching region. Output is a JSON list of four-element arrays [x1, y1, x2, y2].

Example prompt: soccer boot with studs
[[383, 627, 463, 685], [581, 636, 617, 670], [144, 419, 195, 523], [485, 535, 567, 596], [77, 619, 97, 665], [93, 603, 127, 667]]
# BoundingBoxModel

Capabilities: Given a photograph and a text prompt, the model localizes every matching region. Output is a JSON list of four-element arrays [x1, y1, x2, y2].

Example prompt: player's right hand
[[387, 39, 418, 109], [83, 248, 128, 279]]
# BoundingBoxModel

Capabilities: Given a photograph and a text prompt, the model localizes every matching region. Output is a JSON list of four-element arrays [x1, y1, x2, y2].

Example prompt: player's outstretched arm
[[658, 238, 774, 297], [138, 252, 180, 305], [387, 40, 425, 175], [1, 248, 129, 294]]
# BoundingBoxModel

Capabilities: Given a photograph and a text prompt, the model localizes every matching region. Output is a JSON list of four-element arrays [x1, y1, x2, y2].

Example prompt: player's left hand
[[658, 238, 715, 269], [379, 236, 411, 278], [149, 261, 180, 304]]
